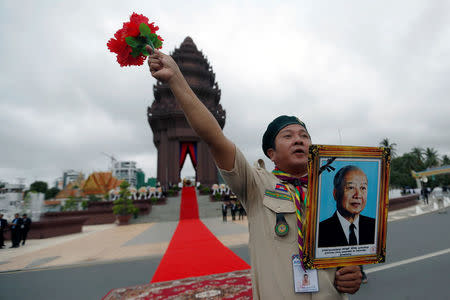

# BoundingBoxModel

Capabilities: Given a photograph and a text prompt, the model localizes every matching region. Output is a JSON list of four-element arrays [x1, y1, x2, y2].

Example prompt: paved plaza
[[0, 193, 249, 272], [0, 192, 449, 300], [0, 193, 448, 272]]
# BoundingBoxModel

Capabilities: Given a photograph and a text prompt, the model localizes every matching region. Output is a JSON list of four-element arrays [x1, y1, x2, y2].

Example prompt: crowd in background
[[0, 213, 32, 249], [221, 193, 246, 222]]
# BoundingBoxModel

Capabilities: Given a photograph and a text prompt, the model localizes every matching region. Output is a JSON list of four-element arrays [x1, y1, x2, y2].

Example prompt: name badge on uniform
[[292, 255, 319, 293]]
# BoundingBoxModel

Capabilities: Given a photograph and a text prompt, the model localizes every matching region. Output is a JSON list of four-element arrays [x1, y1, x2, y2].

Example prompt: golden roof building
[[54, 172, 123, 200], [55, 176, 86, 200], [82, 172, 123, 196]]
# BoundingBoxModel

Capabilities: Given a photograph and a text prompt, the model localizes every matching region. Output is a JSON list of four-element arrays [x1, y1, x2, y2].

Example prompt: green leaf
[[153, 38, 162, 49], [142, 47, 150, 56], [125, 36, 140, 48], [148, 39, 155, 52], [148, 33, 162, 49], [139, 23, 152, 36], [130, 47, 141, 58]]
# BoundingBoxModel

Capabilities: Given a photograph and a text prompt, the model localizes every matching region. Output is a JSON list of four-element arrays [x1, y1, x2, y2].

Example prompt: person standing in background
[[10, 213, 22, 248], [0, 214, 7, 249], [21, 214, 32, 245]]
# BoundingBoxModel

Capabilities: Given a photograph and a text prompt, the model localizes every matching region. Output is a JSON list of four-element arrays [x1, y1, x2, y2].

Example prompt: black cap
[[262, 115, 308, 158]]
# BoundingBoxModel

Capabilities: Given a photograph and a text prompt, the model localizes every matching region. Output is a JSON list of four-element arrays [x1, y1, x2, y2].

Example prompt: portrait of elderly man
[[318, 165, 376, 248]]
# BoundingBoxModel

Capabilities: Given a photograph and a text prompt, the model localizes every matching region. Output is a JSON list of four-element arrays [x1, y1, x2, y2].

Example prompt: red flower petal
[[123, 21, 139, 38], [107, 12, 162, 67], [148, 22, 159, 33], [130, 12, 149, 25]]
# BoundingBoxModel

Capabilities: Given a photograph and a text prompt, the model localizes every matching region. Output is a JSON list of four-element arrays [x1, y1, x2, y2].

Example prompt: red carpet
[[179, 185, 199, 220], [104, 270, 252, 300], [150, 187, 250, 283]]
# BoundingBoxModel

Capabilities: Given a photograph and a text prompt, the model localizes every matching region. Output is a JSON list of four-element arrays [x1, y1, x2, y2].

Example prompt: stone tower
[[148, 37, 226, 188]]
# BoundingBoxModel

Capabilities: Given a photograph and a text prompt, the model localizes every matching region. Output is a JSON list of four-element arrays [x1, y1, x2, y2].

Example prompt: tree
[[390, 153, 417, 188], [410, 147, 424, 162], [103, 192, 110, 201], [113, 181, 138, 216], [435, 154, 450, 187], [62, 196, 79, 211], [379, 138, 397, 157], [45, 187, 60, 200], [409, 147, 425, 171], [30, 181, 48, 194], [81, 200, 89, 210], [424, 147, 439, 168], [88, 194, 101, 202]]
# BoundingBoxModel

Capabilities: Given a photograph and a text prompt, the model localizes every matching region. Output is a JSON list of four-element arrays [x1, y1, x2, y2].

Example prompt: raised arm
[[147, 46, 235, 170]]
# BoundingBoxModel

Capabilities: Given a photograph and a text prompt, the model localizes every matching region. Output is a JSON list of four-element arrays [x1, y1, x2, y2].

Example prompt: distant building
[[147, 37, 225, 188], [112, 161, 139, 187], [63, 170, 84, 188], [53, 171, 123, 210], [136, 170, 146, 188], [54, 177, 63, 189], [0, 183, 25, 214], [54, 175, 86, 204], [83, 172, 123, 196], [146, 177, 157, 187]]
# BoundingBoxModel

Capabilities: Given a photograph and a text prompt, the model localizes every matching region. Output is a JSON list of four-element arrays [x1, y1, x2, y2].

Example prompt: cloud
[[1, 1, 449, 186]]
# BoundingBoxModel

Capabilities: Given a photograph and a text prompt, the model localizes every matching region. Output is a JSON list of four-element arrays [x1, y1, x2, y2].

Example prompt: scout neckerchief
[[272, 167, 307, 205], [272, 167, 307, 269]]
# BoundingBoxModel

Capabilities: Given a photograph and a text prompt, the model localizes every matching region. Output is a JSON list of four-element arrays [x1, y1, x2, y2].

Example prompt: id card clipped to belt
[[292, 255, 319, 293]]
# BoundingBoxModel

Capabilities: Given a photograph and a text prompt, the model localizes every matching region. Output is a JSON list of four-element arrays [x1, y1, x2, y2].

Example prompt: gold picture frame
[[303, 145, 391, 269]]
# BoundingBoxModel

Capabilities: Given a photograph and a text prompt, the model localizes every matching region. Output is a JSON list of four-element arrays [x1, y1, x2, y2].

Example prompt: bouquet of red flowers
[[107, 13, 164, 67]]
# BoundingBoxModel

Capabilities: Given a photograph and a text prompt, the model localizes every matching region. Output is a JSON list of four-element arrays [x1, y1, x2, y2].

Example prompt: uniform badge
[[275, 213, 289, 237], [275, 183, 289, 193], [265, 183, 291, 201], [275, 221, 289, 236]]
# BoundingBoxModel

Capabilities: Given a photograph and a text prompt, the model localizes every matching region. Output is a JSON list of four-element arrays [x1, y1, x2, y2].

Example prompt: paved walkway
[[0, 193, 448, 273]]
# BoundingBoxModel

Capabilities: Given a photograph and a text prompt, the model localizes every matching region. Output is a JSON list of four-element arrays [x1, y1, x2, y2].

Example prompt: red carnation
[[107, 13, 163, 67]]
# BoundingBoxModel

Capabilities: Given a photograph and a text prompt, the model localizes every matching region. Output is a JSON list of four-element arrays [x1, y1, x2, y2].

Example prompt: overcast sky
[[1, 1, 449, 187]]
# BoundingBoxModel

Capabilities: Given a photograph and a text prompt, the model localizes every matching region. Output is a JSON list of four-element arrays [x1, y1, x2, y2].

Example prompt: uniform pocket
[[263, 196, 298, 244]]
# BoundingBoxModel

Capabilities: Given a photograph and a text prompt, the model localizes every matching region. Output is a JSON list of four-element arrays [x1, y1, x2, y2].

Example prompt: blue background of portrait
[[318, 158, 380, 222]]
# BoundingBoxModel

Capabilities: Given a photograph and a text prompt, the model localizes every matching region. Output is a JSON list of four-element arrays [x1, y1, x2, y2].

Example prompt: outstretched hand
[[334, 265, 362, 294], [146, 45, 180, 83]]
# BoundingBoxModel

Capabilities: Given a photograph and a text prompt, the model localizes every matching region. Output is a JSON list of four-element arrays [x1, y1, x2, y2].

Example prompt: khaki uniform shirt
[[220, 148, 348, 300]]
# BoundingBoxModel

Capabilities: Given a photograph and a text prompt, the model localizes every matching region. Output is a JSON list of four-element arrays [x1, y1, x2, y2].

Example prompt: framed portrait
[[303, 145, 391, 269]]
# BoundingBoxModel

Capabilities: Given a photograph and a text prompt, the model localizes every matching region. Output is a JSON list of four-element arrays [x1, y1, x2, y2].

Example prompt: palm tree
[[410, 147, 424, 162], [410, 147, 425, 170], [379, 138, 397, 157], [424, 147, 439, 168], [441, 155, 450, 166]]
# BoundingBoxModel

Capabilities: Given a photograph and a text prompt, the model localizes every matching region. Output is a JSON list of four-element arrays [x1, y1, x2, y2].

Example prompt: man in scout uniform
[[147, 47, 362, 299]]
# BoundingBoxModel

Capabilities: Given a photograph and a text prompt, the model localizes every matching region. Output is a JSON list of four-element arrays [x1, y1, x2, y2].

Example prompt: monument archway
[[148, 37, 226, 188], [411, 165, 450, 190]]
